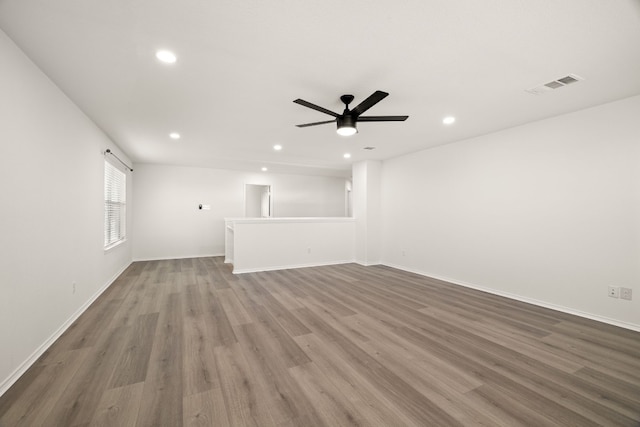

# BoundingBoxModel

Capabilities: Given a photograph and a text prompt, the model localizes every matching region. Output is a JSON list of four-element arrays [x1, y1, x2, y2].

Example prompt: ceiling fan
[[294, 90, 408, 136]]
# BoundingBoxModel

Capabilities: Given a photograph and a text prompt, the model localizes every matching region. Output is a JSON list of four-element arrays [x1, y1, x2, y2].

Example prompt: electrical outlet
[[307, 247, 311, 254], [620, 287, 633, 301], [608, 286, 619, 298], [72, 282, 76, 294]]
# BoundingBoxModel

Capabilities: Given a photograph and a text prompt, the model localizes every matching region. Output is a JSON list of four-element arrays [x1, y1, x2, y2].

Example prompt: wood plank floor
[[1, 257, 639, 426]]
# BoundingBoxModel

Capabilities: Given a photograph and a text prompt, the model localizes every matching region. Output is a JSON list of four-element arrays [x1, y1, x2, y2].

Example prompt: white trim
[[132, 253, 225, 262], [356, 261, 381, 267], [382, 262, 640, 332], [0, 261, 132, 397], [104, 238, 127, 253], [224, 217, 355, 224], [233, 259, 355, 274]]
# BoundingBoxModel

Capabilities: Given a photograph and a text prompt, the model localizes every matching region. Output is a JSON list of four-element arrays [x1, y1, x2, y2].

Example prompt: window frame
[[104, 159, 127, 250]]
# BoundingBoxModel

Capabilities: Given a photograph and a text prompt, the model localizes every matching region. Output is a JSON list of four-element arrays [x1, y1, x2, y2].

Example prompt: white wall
[[132, 164, 348, 260], [0, 30, 133, 393], [382, 95, 640, 329], [229, 218, 355, 273], [353, 160, 382, 265]]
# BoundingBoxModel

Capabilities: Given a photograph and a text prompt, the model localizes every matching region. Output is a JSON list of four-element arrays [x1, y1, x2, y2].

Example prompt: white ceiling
[[1, 0, 639, 177]]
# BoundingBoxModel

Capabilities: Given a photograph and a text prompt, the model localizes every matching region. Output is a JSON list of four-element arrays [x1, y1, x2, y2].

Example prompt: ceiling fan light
[[337, 116, 357, 136], [337, 126, 357, 136]]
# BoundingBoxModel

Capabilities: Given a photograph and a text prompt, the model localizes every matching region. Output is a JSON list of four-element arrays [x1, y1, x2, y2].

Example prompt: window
[[104, 160, 126, 248]]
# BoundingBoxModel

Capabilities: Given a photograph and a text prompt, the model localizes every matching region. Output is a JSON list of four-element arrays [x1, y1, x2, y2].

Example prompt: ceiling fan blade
[[350, 90, 389, 117], [293, 99, 339, 117], [358, 115, 409, 122], [296, 119, 336, 128]]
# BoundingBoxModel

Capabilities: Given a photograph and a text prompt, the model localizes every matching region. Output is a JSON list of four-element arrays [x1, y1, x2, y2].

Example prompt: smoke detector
[[526, 74, 584, 95]]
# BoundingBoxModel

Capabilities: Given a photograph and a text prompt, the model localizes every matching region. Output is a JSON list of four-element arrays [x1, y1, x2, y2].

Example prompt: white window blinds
[[104, 160, 126, 248]]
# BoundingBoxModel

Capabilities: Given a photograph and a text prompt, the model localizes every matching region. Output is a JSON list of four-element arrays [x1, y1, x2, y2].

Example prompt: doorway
[[245, 184, 272, 217]]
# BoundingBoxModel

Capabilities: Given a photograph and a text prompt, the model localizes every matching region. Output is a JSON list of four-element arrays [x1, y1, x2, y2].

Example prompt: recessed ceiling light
[[443, 116, 456, 125], [343, 153, 351, 159], [169, 132, 181, 139], [261, 167, 268, 172], [273, 144, 282, 151], [156, 50, 177, 64]]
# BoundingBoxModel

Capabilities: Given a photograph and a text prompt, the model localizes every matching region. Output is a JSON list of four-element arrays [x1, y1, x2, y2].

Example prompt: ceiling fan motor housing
[[337, 115, 357, 135], [337, 115, 356, 129]]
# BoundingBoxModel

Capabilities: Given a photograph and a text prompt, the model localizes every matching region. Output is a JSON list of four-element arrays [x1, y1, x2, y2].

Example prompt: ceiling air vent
[[526, 74, 583, 95], [557, 75, 580, 85], [363, 146, 376, 150], [544, 81, 564, 89]]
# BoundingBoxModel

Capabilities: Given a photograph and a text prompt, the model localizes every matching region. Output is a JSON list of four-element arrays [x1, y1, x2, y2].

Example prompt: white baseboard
[[233, 259, 355, 274], [132, 253, 225, 262], [0, 261, 132, 397], [381, 262, 640, 332], [355, 261, 381, 267]]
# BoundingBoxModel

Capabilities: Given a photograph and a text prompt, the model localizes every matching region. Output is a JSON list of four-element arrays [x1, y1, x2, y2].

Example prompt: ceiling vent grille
[[526, 74, 583, 95], [363, 146, 376, 150]]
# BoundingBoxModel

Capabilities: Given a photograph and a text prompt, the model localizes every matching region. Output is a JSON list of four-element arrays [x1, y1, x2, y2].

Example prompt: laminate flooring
[[1, 257, 639, 426]]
